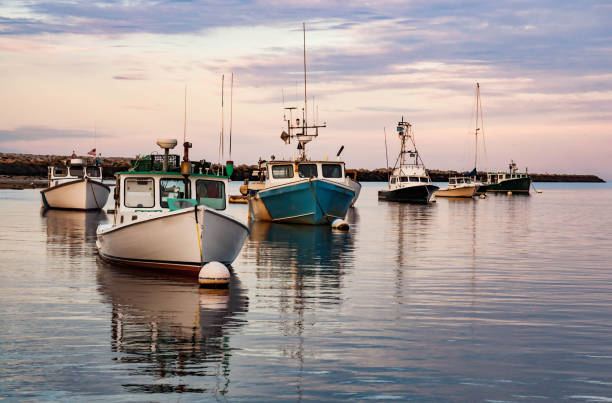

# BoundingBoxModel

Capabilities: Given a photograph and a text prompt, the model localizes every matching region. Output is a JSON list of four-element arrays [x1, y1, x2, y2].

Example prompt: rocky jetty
[[0, 153, 605, 188]]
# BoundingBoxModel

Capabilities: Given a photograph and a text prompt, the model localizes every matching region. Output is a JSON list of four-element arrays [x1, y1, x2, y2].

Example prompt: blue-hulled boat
[[246, 160, 355, 225], [243, 22, 355, 225]]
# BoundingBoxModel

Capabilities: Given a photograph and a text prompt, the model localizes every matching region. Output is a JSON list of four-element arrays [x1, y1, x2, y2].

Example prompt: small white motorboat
[[96, 139, 249, 274], [434, 176, 477, 198], [41, 158, 110, 210]]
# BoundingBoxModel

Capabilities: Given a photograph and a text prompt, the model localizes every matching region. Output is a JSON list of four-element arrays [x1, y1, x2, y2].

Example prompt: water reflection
[[96, 263, 248, 394], [42, 208, 107, 260]]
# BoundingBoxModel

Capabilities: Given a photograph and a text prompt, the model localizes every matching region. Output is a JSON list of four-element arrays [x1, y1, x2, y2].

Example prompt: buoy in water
[[507, 191, 513, 196], [331, 218, 349, 231], [198, 261, 230, 288], [479, 194, 486, 199]]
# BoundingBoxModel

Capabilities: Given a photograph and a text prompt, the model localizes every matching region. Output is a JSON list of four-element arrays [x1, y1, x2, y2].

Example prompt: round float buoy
[[331, 218, 349, 231], [507, 191, 513, 196], [479, 194, 486, 199], [198, 261, 230, 288]]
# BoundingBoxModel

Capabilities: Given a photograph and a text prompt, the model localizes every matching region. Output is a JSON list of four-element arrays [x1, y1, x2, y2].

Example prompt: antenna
[[219, 74, 224, 167], [183, 85, 187, 143]]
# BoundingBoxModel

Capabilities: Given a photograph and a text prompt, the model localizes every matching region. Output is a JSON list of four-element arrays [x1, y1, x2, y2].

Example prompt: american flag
[[88, 148, 96, 156]]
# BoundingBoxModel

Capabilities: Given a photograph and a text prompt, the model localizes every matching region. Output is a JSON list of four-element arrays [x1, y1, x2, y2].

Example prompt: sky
[[1, 1, 611, 178]]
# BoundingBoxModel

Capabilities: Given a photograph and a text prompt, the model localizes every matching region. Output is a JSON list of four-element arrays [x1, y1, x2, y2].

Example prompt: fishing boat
[[378, 118, 438, 203], [435, 176, 477, 198], [41, 157, 110, 210], [484, 160, 532, 194], [242, 23, 355, 225], [96, 139, 249, 273]]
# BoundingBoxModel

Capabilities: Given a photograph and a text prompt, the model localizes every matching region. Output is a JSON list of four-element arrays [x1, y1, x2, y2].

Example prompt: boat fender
[[198, 262, 230, 288], [331, 218, 349, 231]]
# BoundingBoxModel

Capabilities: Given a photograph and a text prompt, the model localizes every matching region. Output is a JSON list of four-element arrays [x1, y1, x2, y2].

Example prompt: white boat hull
[[96, 206, 249, 273], [41, 178, 110, 210], [434, 185, 477, 198]]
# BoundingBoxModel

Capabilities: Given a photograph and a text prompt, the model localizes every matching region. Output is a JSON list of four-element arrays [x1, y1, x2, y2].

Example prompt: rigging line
[[183, 85, 187, 143]]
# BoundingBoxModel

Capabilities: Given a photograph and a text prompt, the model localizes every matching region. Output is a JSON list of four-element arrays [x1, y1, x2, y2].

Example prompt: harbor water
[[1, 182, 611, 402]]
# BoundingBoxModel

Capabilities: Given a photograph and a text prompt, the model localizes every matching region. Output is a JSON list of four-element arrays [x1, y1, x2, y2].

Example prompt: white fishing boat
[[435, 176, 477, 198], [41, 158, 110, 210], [96, 139, 249, 274], [378, 118, 438, 203]]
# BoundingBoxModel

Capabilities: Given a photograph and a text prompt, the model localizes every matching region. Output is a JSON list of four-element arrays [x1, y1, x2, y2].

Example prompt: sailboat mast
[[475, 82, 479, 173], [303, 22, 307, 136]]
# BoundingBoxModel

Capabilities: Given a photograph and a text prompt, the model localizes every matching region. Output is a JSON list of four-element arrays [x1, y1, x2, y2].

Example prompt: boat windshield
[[86, 167, 101, 177], [53, 167, 67, 177], [409, 177, 420, 182], [160, 178, 186, 208], [69, 166, 83, 177], [125, 178, 155, 208], [449, 179, 456, 184], [271, 164, 294, 179], [419, 177, 428, 182], [322, 164, 342, 178], [400, 177, 409, 182], [298, 164, 318, 178], [195, 180, 226, 210]]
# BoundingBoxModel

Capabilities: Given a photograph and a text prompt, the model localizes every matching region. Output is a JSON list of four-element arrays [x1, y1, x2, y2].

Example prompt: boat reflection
[[42, 208, 107, 259], [248, 221, 355, 288], [96, 263, 248, 394]]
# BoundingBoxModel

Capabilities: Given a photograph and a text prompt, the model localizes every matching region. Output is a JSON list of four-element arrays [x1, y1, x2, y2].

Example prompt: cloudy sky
[[1, 1, 611, 178]]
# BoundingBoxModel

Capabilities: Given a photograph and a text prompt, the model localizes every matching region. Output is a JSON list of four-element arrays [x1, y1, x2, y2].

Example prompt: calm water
[[1, 182, 612, 402]]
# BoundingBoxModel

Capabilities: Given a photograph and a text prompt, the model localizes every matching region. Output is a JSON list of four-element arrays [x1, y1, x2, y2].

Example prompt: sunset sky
[[1, 1, 611, 178]]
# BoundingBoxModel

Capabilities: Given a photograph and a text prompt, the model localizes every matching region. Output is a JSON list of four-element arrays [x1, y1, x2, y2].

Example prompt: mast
[[229, 72, 233, 160], [475, 83, 479, 173], [303, 22, 307, 136]]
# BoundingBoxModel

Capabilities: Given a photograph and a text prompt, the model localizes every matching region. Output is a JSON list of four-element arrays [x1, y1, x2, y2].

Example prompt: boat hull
[[347, 178, 362, 207], [41, 178, 110, 210], [378, 184, 439, 203], [248, 179, 355, 225], [434, 185, 476, 198], [96, 207, 249, 273], [486, 177, 532, 194]]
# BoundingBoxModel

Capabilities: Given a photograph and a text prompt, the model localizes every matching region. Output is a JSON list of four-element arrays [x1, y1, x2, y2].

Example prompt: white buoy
[[479, 194, 486, 199], [507, 191, 513, 196], [331, 218, 349, 231], [198, 261, 230, 288]]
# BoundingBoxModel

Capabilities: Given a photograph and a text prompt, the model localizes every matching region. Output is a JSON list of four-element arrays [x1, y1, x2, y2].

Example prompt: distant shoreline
[[0, 152, 605, 189]]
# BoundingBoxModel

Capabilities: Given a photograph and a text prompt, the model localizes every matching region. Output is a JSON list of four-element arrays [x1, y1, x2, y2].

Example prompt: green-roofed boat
[[96, 139, 249, 274], [481, 160, 532, 194]]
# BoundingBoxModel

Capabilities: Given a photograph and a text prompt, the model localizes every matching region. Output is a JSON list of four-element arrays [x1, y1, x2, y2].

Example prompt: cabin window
[[86, 167, 101, 177], [322, 164, 342, 178], [53, 167, 67, 177], [457, 178, 464, 183], [390, 177, 397, 184], [465, 178, 471, 184], [124, 178, 155, 208], [69, 166, 83, 177], [160, 178, 186, 208], [449, 179, 456, 184], [420, 177, 428, 183], [400, 177, 409, 182], [298, 164, 318, 178], [196, 180, 226, 210], [271, 164, 294, 179], [409, 177, 420, 182]]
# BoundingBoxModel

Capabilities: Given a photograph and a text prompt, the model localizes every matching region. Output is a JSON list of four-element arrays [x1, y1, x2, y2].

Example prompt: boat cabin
[[449, 177, 472, 185], [115, 171, 227, 218], [388, 166, 432, 190], [263, 161, 347, 186], [48, 158, 103, 187], [487, 172, 529, 184]]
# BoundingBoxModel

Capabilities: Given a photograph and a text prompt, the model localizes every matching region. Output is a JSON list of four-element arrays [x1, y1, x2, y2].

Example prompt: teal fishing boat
[[243, 23, 355, 225]]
